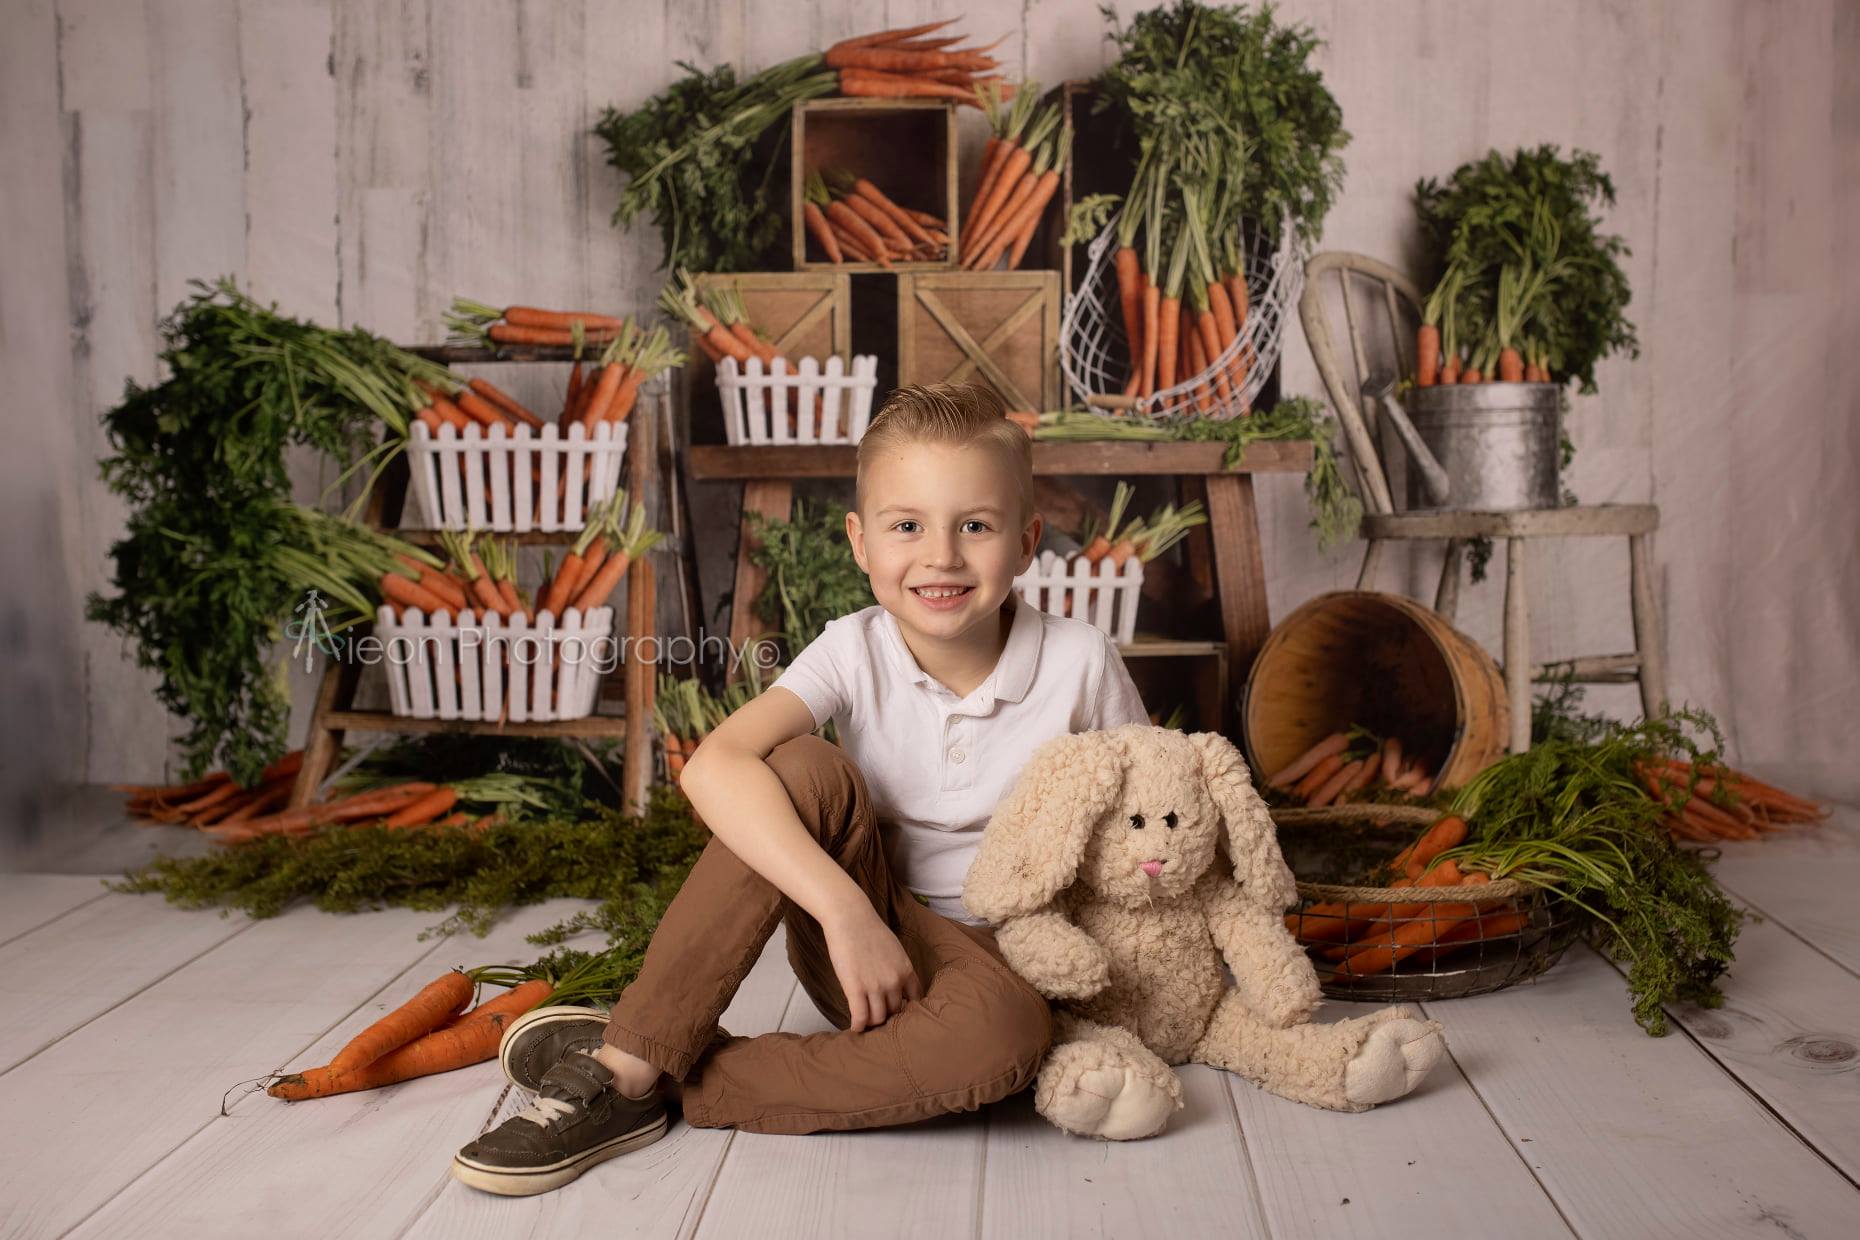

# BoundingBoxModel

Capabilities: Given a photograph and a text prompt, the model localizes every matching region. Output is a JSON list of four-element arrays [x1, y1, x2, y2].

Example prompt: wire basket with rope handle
[[1275, 805, 1579, 1002], [1060, 214, 1302, 421]]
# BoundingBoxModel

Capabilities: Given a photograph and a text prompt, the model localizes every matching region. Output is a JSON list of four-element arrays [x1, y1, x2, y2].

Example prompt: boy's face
[[847, 440, 1041, 646]]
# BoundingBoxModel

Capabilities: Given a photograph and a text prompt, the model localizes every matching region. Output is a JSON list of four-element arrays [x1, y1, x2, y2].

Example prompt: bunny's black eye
[[1129, 814, 1145, 830], [1164, 811, 1178, 830]]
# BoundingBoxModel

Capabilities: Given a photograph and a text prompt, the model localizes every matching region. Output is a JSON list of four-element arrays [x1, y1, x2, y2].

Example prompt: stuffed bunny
[[962, 724, 1446, 1141]]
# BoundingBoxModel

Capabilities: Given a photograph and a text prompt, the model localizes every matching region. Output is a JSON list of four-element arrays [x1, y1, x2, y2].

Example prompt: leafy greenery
[[1443, 709, 1746, 1035], [1415, 145, 1638, 394], [1097, 1, 1349, 249], [596, 56, 837, 272], [84, 278, 451, 784], [746, 499, 876, 659], [109, 787, 709, 954]]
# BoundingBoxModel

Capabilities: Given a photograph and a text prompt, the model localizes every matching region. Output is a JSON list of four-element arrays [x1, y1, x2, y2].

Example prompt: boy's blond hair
[[854, 383, 1035, 526]]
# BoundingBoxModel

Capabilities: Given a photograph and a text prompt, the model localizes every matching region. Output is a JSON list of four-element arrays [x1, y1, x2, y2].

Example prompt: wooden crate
[[685, 272, 851, 444], [896, 271, 1060, 412], [790, 98, 959, 272]]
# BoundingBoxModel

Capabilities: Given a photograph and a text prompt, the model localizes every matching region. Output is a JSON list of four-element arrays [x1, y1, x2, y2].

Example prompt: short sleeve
[[1093, 634, 1150, 730], [768, 622, 851, 732]]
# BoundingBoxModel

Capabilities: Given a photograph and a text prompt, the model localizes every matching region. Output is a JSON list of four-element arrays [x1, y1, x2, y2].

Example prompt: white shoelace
[[513, 1094, 580, 1128]]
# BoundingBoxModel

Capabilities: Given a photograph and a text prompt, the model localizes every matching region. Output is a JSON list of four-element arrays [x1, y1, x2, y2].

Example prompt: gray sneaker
[[451, 1052, 668, 1196], [498, 1005, 610, 1092]]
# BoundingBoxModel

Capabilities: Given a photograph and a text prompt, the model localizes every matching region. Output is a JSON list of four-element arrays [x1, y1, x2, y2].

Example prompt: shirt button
[[950, 748, 966, 764]]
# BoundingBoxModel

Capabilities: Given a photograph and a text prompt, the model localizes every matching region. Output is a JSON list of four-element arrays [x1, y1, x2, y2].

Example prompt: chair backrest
[[1297, 252, 1425, 516]]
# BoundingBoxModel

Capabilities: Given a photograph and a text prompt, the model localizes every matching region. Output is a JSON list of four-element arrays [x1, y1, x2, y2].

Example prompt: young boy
[[453, 382, 1150, 1196]]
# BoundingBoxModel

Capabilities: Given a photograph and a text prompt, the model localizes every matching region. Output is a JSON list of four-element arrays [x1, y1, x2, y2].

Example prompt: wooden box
[[790, 98, 960, 272], [685, 272, 851, 443], [896, 271, 1061, 412]]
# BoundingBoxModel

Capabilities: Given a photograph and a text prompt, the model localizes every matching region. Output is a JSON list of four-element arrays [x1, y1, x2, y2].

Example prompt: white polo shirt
[[769, 596, 1150, 925]]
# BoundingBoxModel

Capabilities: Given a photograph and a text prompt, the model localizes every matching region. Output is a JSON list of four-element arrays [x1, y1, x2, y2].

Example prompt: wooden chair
[[1297, 251, 1668, 752]]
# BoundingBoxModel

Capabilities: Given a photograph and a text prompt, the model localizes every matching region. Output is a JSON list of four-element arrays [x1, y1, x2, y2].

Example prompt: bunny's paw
[[1342, 1009, 1446, 1106], [1035, 1043, 1182, 1141]]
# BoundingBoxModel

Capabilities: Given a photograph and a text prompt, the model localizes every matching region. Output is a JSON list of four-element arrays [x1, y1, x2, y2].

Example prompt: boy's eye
[[961, 519, 990, 534], [1164, 811, 1178, 830], [1129, 814, 1145, 830], [894, 520, 920, 534]]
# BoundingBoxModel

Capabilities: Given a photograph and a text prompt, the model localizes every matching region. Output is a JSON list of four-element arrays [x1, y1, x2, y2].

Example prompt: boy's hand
[[822, 907, 926, 1031]]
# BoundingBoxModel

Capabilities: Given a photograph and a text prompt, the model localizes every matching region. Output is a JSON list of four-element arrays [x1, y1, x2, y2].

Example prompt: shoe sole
[[498, 1006, 611, 1092], [450, 1112, 670, 1197]]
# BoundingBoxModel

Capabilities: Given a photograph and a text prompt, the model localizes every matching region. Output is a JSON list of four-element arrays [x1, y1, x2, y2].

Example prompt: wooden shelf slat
[[687, 439, 1313, 481], [320, 710, 631, 739], [1118, 637, 1226, 658]]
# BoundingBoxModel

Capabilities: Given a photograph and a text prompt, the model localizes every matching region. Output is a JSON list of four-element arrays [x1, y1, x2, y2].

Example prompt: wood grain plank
[[0, 873, 109, 945], [8, 903, 454, 1238], [981, 1065, 1268, 1240], [68, 900, 606, 1240], [402, 926, 801, 1240], [1709, 802, 1860, 975], [1435, 943, 1860, 1238], [0, 893, 253, 1073], [1229, 1002, 1572, 1240], [694, 988, 984, 1240]]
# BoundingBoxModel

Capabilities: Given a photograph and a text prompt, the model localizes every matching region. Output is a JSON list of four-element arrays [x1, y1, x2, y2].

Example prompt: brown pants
[[600, 734, 1054, 1134]]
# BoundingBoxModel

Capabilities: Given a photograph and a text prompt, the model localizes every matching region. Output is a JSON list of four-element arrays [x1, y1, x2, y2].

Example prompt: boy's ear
[[1017, 511, 1043, 572], [845, 508, 868, 573]]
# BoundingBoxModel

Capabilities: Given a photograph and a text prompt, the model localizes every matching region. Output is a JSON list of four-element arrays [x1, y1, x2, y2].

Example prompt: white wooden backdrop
[[5, 0, 1857, 858]]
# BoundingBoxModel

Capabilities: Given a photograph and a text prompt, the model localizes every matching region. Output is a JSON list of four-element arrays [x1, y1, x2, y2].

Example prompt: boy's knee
[[907, 965, 1054, 1101]]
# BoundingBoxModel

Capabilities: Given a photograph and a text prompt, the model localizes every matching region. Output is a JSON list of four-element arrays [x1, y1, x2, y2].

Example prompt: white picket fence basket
[[373, 605, 616, 722], [1012, 550, 1144, 645], [718, 355, 879, 446], [406, 420, 629, 532]]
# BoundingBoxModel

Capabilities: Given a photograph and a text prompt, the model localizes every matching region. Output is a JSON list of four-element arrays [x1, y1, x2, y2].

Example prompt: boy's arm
[[681, 687, 869, 929]]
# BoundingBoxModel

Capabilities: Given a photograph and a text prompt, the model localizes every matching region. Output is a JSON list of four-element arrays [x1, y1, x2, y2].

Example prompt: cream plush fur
[[963, 725, 1447, 1140]]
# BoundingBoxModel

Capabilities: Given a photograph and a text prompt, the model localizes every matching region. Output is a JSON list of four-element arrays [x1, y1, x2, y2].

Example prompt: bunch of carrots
[[268, 945, 641, 1100], [803, 170, 950, 266], [1268, 730, 1442, 805], [116, 750, 305, 832], [1109, 142, 1255, 413], [662, 272, 854, 437], [960, 87, 1069, 272], [537, 492, 664, 620], [1072, 481, 1207, 574], [825, 19, 1014, 106], [195, 780, 497, 846], [1286, 814, 1525, 980], [445, 300, 627, 351], [1637, 757, 1828, 843]]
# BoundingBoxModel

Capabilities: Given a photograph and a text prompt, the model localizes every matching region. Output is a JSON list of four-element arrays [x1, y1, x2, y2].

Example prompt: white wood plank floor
[[4, 781, 1857, 1240]]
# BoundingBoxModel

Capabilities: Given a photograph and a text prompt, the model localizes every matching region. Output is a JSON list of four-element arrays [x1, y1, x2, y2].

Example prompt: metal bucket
[[1400, 384, 1560, 511]]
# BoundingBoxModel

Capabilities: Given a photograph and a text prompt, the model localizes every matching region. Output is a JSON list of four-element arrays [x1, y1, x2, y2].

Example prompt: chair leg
[[1629, 532, 1669, 720], [1504, 538, 1531, 754], [1434, 538, 1463, 622], [1356, 539, 1384, 591]]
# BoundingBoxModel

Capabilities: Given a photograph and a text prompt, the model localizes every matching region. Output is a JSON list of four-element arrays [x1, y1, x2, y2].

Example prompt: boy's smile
[[847, 440, 1040, 694]]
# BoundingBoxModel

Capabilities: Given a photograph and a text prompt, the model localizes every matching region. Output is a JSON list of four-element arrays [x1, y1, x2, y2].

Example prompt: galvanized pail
[[1400, 384, 1560, 511]]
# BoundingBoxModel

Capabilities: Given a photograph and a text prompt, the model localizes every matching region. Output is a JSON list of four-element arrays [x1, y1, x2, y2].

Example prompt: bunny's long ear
[[963, 731, 1125, 923], [1191, 731, 1298, 913]]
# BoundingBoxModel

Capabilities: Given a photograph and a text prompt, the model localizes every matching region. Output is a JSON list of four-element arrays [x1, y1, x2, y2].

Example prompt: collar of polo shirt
[[880, 595, 1043, 710]]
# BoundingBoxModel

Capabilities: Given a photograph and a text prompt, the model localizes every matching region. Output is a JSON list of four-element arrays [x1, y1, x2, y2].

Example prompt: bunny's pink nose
[[1139, 860, 1165, 878]]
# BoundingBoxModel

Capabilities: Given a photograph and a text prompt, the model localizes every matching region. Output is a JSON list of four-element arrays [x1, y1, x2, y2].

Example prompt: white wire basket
[[1012, 550, 1144, 645], [406, 420, 628, 532], [718, 355, 879, 446], [1060, 216, 1303, 422], [373, 605, 615, 722]]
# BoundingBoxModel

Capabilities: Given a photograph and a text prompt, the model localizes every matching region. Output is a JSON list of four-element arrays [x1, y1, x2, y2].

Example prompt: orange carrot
[[455, 389, 513, 430], [838, 68, 989, 106], [964, 170, 1039, 267], [830, 221, 877, 263], [327, 970, 473, 1073], [840, 191, 910, 250], [467, 378, 545, 430], [1292, 753, 1348, 801], [579, 362, 627, 427], [853, 179, 936, 249], [1339, 752, 1382, 799], [1418, 325, 1441, 386], [1140, 280, 1161, 398], [1205, 280, 1242, 394], [1004, 171, 1062, 269], [1497, 347, 1523, 382], [504, 307, 626, 332], [825, 199, 890, 267], [1335, 897, 1492, 978], [826, 18, 958, 56], [1379, 737, 1405, 786], [1389, 815, 1468, 881], [570, 551, 632, 614], [384, 786, 459, 829], [268, 1012, 512, 1100], [381, 572, 451, 618], [1461, 367, 1482, 384], [1269, 732, 1350, 788], [1157, 295, 1182, 394], [437, 978, 554, 1032], [488, 323, 618, 347], [1116, 248, 1145, 391], [803, 201, 842, 262], [1286, 899, 1381, 945], [1307, 759, 1363, 808], [395, 559, 468, 614], [1194, 306, 1231, 405], [1440, 353, 1461, 385], [965, 145, 1032, 259]]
